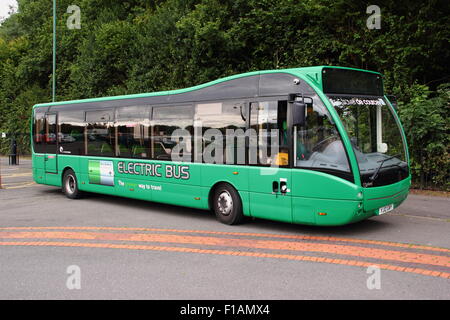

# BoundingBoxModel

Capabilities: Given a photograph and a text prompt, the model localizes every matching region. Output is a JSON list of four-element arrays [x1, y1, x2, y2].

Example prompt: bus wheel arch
[[62, 167, 82, 199], [209, 182, 244, 225]]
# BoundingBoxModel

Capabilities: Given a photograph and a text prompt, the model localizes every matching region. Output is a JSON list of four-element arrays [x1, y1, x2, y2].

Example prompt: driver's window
[[250, 100, 289, 166], [294, 97, 351, 175]]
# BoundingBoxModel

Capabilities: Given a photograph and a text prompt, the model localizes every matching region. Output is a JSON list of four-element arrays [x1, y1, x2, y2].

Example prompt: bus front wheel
[[63, 169, 82, 199], [213, 183, 244, 225]]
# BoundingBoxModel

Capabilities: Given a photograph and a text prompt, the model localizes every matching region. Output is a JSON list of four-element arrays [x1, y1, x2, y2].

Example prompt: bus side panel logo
[[88, 160, 114, 186]]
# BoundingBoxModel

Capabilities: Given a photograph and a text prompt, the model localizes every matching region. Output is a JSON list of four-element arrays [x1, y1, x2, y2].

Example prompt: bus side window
[[58, 110, 86, 155], [116, 106, 151, 159], [151, 105, 193, 161], [249, 100, 288, 166], [195, 101, 247, 165], [85, 110, 115, 157], [45, 114, 58, 154], [33, 109, 47, 154]]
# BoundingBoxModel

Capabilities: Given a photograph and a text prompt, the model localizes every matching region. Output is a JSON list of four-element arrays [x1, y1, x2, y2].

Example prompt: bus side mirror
[[293, 101, 306, 126]]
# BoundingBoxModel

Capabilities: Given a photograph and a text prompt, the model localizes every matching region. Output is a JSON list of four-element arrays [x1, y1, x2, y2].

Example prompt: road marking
[[0, 241, 449, 279], [3, 182, 37, 189], [2, 181, 34, 186], [391, 213, 449, 222], [1, 226, 448, 253], [1, 231, 449, 268], [2, 172, 32, 178]]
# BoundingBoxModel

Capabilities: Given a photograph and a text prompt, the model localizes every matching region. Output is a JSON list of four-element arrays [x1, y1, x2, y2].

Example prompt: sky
[[0, 0, 18, 21]]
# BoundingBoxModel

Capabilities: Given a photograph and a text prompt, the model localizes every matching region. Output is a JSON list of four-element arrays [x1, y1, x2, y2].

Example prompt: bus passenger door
[[248, 101, 292, 223], [44, 113, 58, 174]]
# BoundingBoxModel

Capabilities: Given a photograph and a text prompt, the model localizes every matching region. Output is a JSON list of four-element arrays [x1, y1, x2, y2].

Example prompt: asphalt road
[[0, 157, 449, 300]]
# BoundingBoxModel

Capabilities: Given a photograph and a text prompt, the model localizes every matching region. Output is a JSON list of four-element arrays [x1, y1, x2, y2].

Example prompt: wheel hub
[[217, 191, 233, 216], [66, 175, 75, 194]]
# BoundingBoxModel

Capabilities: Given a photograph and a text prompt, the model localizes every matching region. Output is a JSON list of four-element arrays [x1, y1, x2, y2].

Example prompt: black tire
[[62, 169, 82, 199], [212, 183, 244, 225]]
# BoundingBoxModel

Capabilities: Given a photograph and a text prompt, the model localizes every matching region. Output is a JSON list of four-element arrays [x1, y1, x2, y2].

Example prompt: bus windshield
[[328, 96, 409, 187]]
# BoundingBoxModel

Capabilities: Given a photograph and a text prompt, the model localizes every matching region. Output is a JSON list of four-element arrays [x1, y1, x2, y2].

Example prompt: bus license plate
[[378, 204, 394, 215]]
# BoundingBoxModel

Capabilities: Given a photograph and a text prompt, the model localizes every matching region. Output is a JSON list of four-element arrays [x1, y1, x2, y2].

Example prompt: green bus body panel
[[291, 170, 362, 225], [35, 156, 408, 226], [248, 167, 293, 223], [45, 154, 58, 174], [31, 66, 410, 226], [32, 154, 46, 184]]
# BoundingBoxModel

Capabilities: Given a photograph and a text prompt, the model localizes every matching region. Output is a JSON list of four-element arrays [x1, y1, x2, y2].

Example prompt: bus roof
[[33, 66, 382, 109]]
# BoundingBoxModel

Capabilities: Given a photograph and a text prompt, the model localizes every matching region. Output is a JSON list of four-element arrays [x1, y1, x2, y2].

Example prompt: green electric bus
[[31, 66, 410, 226]]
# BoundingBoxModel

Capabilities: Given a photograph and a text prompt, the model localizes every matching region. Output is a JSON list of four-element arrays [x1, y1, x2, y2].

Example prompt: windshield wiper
[[369, 153, 401, 182]]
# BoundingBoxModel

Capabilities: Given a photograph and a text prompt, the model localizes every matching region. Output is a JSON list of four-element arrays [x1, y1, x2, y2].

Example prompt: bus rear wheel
[[213, 183, 244, 225], [63, 169, 82, 199]]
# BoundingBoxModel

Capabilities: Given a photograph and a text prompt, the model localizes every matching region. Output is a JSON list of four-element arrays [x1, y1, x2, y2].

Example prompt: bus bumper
[[361, 176, 411, 218], [308, 177, 411, 226]]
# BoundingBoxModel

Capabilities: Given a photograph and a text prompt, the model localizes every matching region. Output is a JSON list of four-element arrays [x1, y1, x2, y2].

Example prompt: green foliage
[[0, 0, 449, 189], [0, 84, 49, 155], [398, 83, 449, 190]]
